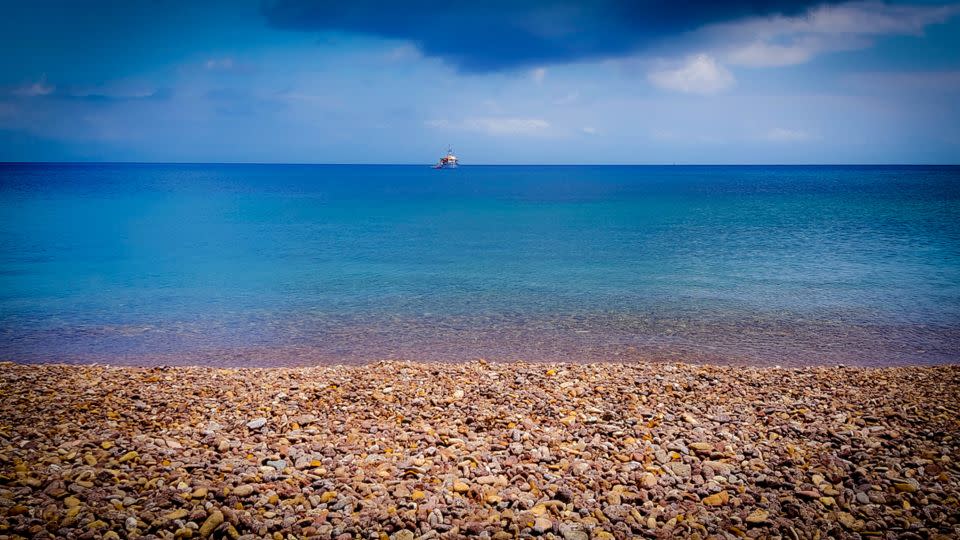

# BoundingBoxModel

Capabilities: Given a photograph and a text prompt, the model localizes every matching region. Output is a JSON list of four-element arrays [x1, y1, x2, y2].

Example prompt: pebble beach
[[1, 361, 958, 540]]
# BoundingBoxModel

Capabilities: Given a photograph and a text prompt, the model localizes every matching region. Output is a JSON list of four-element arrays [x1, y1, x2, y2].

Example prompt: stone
[[199, 510, 224, 538], [233, 484, 256, 497], [533, 517, 553, 533], [745, 509, 769, 524], [246, 418, 267, 429], [689, 442, 713, 454], [559, 525, 589, 540], [665, 461, 691, 478], [265, 459, 287, 471], [702, 491, 729, 506], [894, 481, 919, 493], [453, 480, 470, 493], [639, 472, 658, 488], [837, 511, 863, 531], [703, 460, 734, 476]]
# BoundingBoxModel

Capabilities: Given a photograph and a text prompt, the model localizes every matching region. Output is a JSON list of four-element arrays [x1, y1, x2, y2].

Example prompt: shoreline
[[1, 361, 958, 539]]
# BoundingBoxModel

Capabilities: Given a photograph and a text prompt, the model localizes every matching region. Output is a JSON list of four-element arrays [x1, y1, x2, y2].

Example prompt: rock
[[233, 484, 256, 497], [702, 491, 729, 506], [689, 442, 713, 454], [265, 459, 287, 471], [894, 480, 919, 493], [199, 510, 224, 537], [682, 413, 699, 425], [155, 509, 190, 525], [246, 418, 267, 429], [1, 359, 958, 539], [665, 461, 691, 478], [639, 472, 658, 488], [559, 524, 589, 540], [533, 517, 553, 533], [118, 450, 139, 463], [837, 511, 863, 531], [745, 509, 769, 524], [702, 460, 734, 476]]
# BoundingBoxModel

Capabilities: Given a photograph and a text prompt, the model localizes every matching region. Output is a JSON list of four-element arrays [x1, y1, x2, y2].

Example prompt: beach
[[1, 360, 958, 539]]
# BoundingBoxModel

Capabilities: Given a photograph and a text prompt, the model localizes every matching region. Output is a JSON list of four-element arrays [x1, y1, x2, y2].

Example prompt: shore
[[1, 361, 958, 539]]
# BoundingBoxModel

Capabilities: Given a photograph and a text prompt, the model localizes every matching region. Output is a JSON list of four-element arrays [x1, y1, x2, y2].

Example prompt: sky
[[1, 0, 959, 164]]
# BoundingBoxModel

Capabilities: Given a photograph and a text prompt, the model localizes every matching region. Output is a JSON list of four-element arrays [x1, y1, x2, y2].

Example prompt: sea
[[1, 163, 958, 367]]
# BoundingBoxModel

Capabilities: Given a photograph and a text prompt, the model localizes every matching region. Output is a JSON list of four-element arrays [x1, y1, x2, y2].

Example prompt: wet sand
[[1, 361, 958, 539]]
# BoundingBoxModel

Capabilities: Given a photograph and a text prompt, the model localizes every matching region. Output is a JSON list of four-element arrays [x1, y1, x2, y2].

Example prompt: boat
[[433, 147, 459, 169]]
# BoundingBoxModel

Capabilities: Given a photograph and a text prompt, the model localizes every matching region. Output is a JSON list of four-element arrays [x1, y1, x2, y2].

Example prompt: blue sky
[[1, 0, 959, 164]]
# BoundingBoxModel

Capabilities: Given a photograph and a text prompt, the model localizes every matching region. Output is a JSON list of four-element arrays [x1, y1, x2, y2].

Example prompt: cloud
[[709, 2, 960, 67], [844, 70, 960, 93], [764, 127, 815, 142], [426, 117, 553, 136], [385, 43, 422, 62], [531, 67, 547, 84], [552, 91, 580, 105], [205, 57, 236, 70], [261, 0, 842, 72], [648, 54, 734, 95], [14, 75, 54, 97], [581, 126, 599, 135]]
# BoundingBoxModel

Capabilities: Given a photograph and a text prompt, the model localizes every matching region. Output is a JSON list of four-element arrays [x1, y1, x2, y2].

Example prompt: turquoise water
[[1, 163, 958, 366]]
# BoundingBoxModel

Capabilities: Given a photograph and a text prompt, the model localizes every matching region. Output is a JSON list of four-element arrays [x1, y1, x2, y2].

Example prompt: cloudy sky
[[1, 0, 959, 164]]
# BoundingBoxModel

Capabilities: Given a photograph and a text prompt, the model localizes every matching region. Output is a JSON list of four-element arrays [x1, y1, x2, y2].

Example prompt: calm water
[[1, 163, 958, 366]]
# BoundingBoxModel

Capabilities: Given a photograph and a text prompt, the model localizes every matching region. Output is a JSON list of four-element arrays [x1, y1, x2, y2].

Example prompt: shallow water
[[1, 163, 958, 366]]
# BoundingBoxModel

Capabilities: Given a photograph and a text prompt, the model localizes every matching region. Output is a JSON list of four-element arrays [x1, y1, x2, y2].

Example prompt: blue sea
[[1, 163, 958, 366]]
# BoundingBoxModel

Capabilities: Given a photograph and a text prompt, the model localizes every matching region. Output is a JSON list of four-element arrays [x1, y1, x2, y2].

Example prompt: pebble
[[0, 361, 956, 539], [532, 517, 553, 533], [199, 509, 224, 537], [245, 418, 267, 429], [233, 484, 256, 497], [265, 459, 286, 471], [746, 509, 769, 524]]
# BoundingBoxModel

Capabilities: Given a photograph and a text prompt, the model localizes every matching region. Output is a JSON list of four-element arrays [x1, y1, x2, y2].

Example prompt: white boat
[[433, 147, 459, 169]]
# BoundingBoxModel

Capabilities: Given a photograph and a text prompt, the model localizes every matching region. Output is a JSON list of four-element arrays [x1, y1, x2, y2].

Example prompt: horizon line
[[2, 161, 959, 167]]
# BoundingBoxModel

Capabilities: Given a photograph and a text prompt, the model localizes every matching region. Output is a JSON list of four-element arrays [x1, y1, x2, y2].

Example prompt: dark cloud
[[261, 0, 839, 72]]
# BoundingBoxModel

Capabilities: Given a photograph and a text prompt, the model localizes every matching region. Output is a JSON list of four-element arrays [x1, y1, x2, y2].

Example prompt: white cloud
[[581, 126, 598, 135], [385, 43, 422, 62], [205, 57, 235, 70], [764, 128, 815, 142], [710, 2, 960, 67], [552, 91, 580, 105], [466, 117, 551, 136], [648, 54, 734, 95], [426, 117, 553, 136], [530, 67, 547, 84], [14, 75, 54, 97]]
